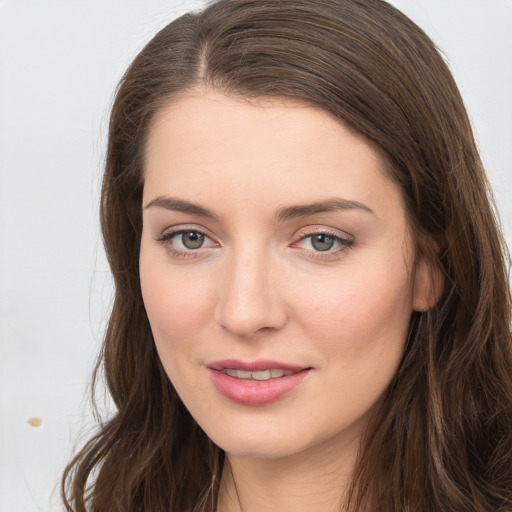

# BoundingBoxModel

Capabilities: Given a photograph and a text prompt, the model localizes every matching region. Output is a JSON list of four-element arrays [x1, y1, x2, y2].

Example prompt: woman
[[62, 0, 512, 510]]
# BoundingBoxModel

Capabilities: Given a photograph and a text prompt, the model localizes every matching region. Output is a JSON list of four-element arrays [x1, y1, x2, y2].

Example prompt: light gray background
[[1, 1, 511, 510]]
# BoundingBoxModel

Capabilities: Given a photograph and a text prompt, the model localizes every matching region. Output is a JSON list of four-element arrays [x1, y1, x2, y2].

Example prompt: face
[[140, 90, 429, 461]]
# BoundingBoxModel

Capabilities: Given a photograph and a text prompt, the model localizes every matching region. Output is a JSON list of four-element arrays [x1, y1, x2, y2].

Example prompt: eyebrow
[[144, 196, 374, 221], [144, 196, 220, 221], [275, 198, 375, 221]]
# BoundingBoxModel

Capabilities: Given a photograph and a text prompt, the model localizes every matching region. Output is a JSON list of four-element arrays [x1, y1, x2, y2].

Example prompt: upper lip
[[207, 359, 309, 372]]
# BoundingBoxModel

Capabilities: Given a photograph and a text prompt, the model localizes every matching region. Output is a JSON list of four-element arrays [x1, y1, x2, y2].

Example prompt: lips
[[207, 359, 311, 406], [208, 359, 306, 372]]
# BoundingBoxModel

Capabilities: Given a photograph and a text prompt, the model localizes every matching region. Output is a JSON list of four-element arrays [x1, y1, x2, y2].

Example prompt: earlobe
[[412, 254, 444, 312]]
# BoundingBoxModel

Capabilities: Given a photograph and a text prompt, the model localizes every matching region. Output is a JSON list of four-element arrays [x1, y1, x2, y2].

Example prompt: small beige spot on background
[[27, 417, 43, 427]]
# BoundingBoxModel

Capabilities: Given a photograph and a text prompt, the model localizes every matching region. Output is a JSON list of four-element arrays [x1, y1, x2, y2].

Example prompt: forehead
[[143, 90, 403, 220]]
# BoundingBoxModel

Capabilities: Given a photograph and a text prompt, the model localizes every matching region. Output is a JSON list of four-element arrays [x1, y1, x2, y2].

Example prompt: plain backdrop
[[0, 1, 511, 510]]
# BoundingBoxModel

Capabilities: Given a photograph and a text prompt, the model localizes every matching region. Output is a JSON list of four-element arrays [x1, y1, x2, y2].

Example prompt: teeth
[[221, 368, 295, 381], [252, 370, 271, 381]]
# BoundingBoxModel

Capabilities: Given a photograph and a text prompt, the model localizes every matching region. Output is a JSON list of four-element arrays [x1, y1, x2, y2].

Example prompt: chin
[[202, 418, 328, 461], [218, 437, 304, 460]]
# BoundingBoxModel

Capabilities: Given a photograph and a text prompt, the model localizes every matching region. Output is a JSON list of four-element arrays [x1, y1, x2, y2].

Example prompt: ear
[[412, 253, 444, 312]]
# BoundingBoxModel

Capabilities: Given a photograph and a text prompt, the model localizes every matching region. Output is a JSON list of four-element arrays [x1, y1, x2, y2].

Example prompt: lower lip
[[208, 368, 311, 406]]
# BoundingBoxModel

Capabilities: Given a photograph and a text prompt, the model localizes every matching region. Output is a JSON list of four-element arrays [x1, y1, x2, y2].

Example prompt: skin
[[139, 89, 435, 512]]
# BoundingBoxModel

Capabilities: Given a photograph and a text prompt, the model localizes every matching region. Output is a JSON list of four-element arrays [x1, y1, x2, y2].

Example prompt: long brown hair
[[62, 1, 512, 510]]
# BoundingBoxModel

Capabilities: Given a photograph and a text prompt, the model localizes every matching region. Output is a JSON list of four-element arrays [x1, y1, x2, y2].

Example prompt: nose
[[214, 247, 288, 338]]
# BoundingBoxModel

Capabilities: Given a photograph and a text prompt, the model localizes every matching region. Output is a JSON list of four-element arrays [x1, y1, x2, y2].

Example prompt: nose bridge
[[215, 242, 286, 337]]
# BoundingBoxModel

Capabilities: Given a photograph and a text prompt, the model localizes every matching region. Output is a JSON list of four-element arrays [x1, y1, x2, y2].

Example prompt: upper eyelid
[[156, 224, 216, 239], [293, 225, 354, 241]]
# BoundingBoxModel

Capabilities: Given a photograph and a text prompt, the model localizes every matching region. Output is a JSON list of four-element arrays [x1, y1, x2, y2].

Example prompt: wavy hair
[[62, 1, 512, 510]]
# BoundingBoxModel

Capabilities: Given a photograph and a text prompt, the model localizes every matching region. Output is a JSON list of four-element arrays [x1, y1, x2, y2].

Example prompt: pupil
[[311, 234, 334, 251], [182, 231, 204, 249]]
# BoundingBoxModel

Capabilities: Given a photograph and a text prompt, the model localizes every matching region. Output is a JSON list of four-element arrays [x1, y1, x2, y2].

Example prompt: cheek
[[139, 254, 214, 355], [295, 257, 413, 363], [140, 253, 221, 418]]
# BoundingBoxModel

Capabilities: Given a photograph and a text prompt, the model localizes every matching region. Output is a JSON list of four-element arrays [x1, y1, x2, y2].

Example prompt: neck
[[216, 433, 361, 512]]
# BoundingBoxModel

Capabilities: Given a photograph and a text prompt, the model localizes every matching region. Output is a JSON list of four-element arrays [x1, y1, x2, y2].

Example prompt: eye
[[155, 228, 218, 255], [293, 230, 354, 255]]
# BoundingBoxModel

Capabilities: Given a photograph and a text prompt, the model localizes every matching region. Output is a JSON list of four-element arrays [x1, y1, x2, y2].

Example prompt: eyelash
[[155, 228, 216, 259], [293, 229, 354, 259], [155, 227, 354, 260]]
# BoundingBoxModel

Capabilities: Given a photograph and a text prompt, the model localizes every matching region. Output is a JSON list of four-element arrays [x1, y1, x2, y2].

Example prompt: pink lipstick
[[207, 359, 311, 406]]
